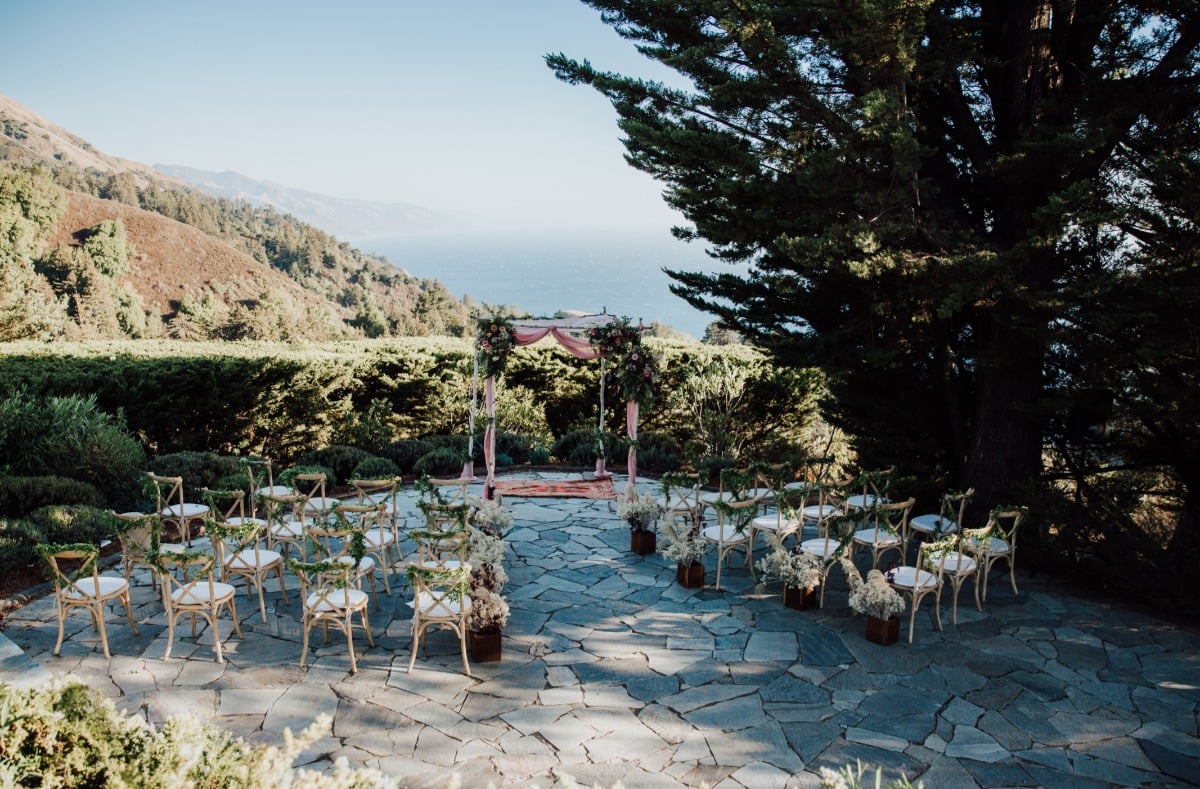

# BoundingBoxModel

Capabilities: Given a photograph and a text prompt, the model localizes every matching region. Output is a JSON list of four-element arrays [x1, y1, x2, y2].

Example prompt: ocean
[[356, 229, 737, 339]]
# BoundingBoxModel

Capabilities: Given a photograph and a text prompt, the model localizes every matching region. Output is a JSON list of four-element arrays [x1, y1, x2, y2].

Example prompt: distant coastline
[[357, 229, 734, 339]]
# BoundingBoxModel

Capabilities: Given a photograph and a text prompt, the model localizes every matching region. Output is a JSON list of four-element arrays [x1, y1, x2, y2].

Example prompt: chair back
[[406, 563, 472, 621], [412, 525, 471, 568], [243, 458, 274, 516], [920, 534, 972, 577], [37, 543, 100, 598], [351, 476, 399, 506], [147, 472, 184, 516], [112, 511, 160, 556], [988, 507, 1025, 544], [427, 477, 471, 505], [940, 488, 974, 529], [290, 558, 361, 612], [202, 488, 246, 524], [659, 471, 701, 526], [713, 496, 758, 539], [871, 497, 915, 537], [155, 549, 221, 611], [334, 500, 389, 530], [292, 472, 327, 501], [206, 519, 264, 571]]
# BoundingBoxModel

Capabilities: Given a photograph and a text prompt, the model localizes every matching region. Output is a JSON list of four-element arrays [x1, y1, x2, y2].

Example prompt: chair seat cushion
[[702, 525, 749, 543], [892, 566, 938, 590], [363, 528, 396, 548], [307, 588, 369, 612], [160, 502, 209, 518], [336, 556, 375, 573], [853, 528, 899, 547], [66, 575, 128, 600], [228, 548, 283, 570], [171, 582, 236, 604], [303, 497, 337, 513], [418, 559, 463, 570], [802, 504, 838, 520], [933, 551, 977, 574], [751, 512, 799, 531], [225, 517, 269, 528], [410, 591, 471, 616], [910, 514, 958, 534], [800, 538, 838, 558], [270, 522, 303, 539]]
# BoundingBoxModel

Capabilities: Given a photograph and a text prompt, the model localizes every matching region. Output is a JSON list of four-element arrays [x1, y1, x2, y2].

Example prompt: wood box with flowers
[[465, 505, 513, 663], [619, 492, 663, 555], [841, 558, 906, 646], [659, 516, 708, 589], [757, 544, 822, 611]]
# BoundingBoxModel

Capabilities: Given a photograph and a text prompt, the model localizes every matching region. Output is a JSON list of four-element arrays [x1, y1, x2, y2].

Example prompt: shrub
[[495, 452, 514, 468], [330, 397, 397, 455], [148, 451, 240, 493], [634, 431, 684, 473], [494, 431, 532, 465], [381, 439, 434, 474], [0, 475, 104, 517], [210, 473, 251, 496], [0, 516, 44, 582], [25, 505, 120, 544], [421, 433, 482, 464], [277, 464, 336, 490], [529, 447, 551, 465], [413, 448, 464, 477], [297, 446, 373, 486], [697, 455, 738, 487], [351, 456, 400, 481], [0, 681, 396, 787], [0, 391, 146, 508], [553, 429, 622, 466]]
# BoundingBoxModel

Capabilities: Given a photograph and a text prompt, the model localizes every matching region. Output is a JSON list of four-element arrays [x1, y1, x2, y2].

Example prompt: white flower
[[757, 547, 822, 590], [846, 567, 906, 620]]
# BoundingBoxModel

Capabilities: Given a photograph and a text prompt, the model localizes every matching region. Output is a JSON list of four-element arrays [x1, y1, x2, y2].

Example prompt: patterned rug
[[493, 477, 617, 499]]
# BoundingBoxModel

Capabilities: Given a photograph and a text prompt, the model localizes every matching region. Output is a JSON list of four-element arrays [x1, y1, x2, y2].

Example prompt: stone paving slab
[[2, 470, 1200, 786]]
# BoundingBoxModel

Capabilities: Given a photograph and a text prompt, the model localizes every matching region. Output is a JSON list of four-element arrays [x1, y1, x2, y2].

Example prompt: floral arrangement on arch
[[587, 317, 639, 357], [588, 317, 658, 406], [841, 558, 905, 620], [476, 315, 518, 378]]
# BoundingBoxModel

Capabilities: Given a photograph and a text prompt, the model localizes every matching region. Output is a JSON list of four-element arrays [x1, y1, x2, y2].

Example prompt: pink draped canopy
[[467, 314, 639, 501]]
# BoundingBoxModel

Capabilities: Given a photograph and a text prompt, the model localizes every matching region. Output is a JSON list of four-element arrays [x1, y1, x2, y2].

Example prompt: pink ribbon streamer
[[626, 400, 638, 500], [483, 376, 496, 500]]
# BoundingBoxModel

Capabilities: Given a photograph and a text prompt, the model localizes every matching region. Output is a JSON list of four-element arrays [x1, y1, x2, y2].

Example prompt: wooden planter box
[[676, 562, 704, 588], [468, 629, 502, 663], [783, 585, 818, 611], [630, 529, 656, 555], [865, 616, 900, 646]]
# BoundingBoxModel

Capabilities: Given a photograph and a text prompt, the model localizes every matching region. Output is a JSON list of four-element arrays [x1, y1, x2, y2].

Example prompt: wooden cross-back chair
[[406, 563, 472, 677], [154, 548, 242, 663], [37, 543, 139, 659], [146, 472, 209, 546], [290, 558, 375, 675]]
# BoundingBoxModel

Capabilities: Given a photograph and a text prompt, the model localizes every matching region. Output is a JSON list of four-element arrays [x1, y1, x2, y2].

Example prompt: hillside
[[50, 191, 325, 321], [0, 94, 473, 341]]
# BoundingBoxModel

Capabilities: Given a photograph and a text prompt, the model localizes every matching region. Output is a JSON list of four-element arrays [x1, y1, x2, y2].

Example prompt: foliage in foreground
[[0, 681, 915, 789], [0, 680, 395, 788]]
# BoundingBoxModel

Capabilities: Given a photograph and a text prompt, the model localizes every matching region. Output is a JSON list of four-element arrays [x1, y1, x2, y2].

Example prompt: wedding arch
[[466, 313, 657, 501]]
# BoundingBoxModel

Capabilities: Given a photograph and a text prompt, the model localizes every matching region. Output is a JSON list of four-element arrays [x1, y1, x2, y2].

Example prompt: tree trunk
[[964, 315, 1045, 524]]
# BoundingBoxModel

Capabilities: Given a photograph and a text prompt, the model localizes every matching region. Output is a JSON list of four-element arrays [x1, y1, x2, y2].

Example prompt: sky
[[0, 0, 688, 232]]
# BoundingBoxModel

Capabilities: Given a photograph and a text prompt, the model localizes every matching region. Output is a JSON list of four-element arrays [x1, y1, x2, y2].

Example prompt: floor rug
[[493, 477, 617, 499]]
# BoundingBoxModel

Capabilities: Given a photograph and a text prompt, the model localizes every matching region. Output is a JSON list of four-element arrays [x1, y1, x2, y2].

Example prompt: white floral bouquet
[[618, 492, 664, 533], [659, 521, 708, 566], [472, 502, 513, 537], [467, 527, 508, 591], [842, 559, 905, 620], [467, 586, 510, 634], [757, 546, 822, 590]]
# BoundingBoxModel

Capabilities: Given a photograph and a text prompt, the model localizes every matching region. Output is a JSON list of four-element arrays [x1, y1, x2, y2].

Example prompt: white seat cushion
[[66, 575, 128, 600], [161, 502, 209, 518], [933, 551, 977, 574], [270, 522, 303, 539], [892, 566, 938, 590], [257, 485, 293, 497], [303, 497, 337, 513], [854, 528, 899, 547], [228, 548, 282, 570], [336, 556, 375, 573], [171, 581, 236, 604], [910, 514, 958, 534], [702, 525, 749, 543], [800, 538, 838, 558], [363, 528, 395, 548], [410, 591, 470, 616], [802, 504, 838, 520], [307, 588, 369, 612]]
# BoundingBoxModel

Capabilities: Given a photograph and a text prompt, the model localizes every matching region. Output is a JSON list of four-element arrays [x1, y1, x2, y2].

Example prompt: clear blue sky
[[1, 0, 685, 232]]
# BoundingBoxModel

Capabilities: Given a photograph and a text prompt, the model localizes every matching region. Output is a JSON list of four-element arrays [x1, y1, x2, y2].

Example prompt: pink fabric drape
[[483, 376, 496, 500], [626, 400, 638, 500], [512, 327, 602, 360]]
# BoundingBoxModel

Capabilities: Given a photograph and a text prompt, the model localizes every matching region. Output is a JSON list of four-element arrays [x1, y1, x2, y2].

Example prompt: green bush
[[413, 448, 464, 477], [495, 431, 532, 464], [553, 429, 622, 466], [0, 391, 146, 508], [0, 475, 104, 517], [350, 456, 400, 481], [697, 455, 738, 487], [0, 517, 44, 582], [25, 505, 119, 545], [634, 431, 684, 473], [421, 433, 482, 464], [529, 447, 551, 465], [381, 439, 434, 473], [277, 464, 336, 490], [297, 446, 373, 486], [0, 681, 396, 787], [148, 451, 241, 494]]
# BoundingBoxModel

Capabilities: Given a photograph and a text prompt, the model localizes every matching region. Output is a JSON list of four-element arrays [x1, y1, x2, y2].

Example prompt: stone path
[[3, 471, 1200, 787]]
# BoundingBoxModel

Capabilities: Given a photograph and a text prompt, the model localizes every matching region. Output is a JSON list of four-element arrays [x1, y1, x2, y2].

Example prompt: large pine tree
[[549, 2, 1200, 516]]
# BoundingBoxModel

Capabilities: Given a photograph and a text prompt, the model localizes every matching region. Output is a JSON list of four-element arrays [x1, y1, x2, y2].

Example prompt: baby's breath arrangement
[[472, 502, 514, 538], [842, 560, 905, 620], [757, 546, 822, 590], [467, 586, 510, 634], [659, 514, 708, 566], [467, 527, 508, 591], [618, 492, 664, 533]]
